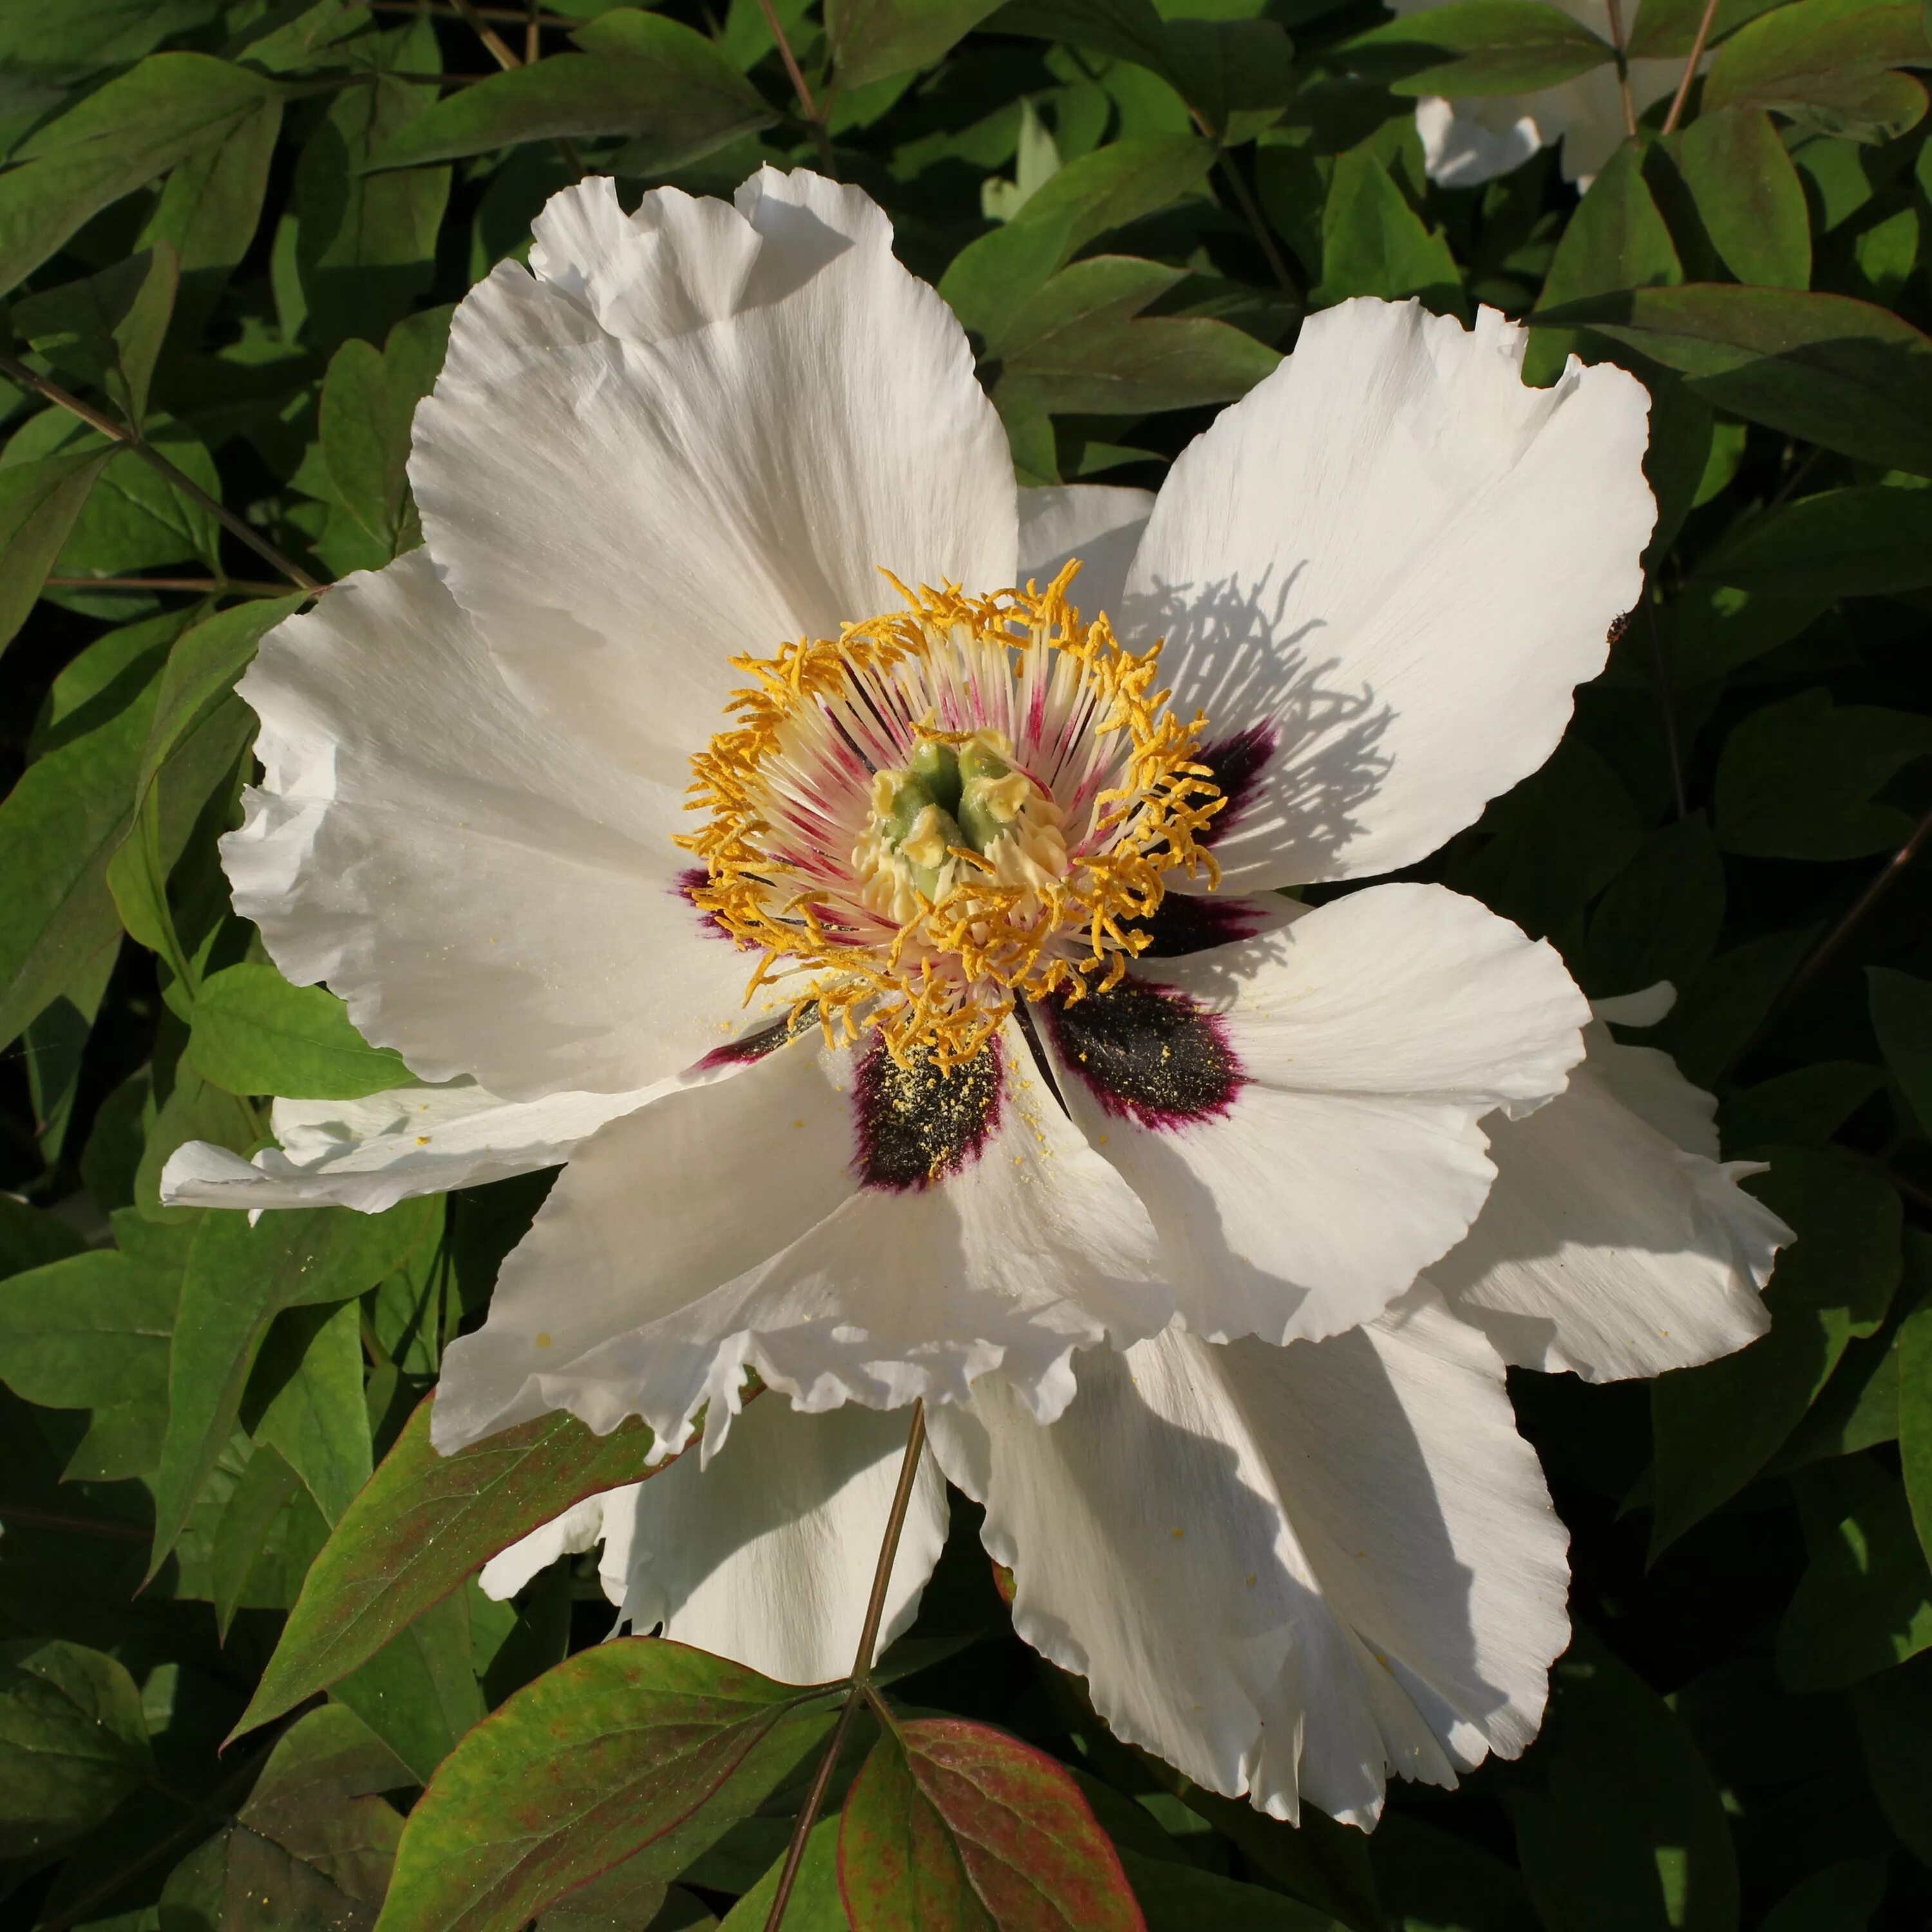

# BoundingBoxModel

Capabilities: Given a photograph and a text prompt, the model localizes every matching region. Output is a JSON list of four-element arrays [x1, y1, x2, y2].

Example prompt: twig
[[1726, 799, 1932, 1074], [1211, 140, 1301, 309], [765, 1399, 928, 1931], [1603, 0, 1640, 139], [45, 574, 298, 596], [759, 0, 835, 176], [1661, 0, 1721, 135], [1642, 591, 1687, 820], [371, 0, 574, 18], [0, 352, 319, 594], [450, 0, 583, 171], [0, 1504, 149, 1542], [448, 0, 522, 70], [526, 0, 542, 64]]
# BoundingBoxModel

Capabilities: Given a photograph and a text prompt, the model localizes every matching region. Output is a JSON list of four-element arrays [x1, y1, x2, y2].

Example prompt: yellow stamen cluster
[[679, 565, 1224, 1068]]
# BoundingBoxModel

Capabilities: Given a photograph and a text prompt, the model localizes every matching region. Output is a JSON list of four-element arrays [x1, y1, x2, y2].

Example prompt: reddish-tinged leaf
[[375, 1640, 837, 1932], [232, 1392, 719, 1741], [839, 1717, 1144, 1931]]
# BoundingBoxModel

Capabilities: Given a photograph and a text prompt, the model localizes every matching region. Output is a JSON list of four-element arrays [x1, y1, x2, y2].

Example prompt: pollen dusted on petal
[[679, 563, 1225, 1068]]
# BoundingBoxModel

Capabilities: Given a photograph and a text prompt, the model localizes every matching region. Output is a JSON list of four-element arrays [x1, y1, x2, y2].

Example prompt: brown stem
[[0, 353, 319, 593], [764, 1398, 927, 1931], [1216, 146, 1301, 308], [0, 1504, 149, 1542], [1603, 0, 1639, 139], [758, 0, 836, 175], [1727, 799, 1932, 1075], [45, 574, 297, 596], [526, 0, 542, 64], [1660, 0, 1721, 135], [449, 0, 522, 68]]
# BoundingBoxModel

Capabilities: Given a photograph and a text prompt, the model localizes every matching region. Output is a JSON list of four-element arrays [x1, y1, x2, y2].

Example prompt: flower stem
[[1603, 0, 1639, 140], [759, 0, 837, 177], [450, 0, 583, 173], [0, 352, 321, 594], [764, 1397, 927, 1931], [1660, 0, 1721, 135], [45, 574, 297, 596]]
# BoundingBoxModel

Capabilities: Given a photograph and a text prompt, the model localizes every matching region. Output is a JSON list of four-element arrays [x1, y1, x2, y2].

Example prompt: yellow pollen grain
[[1171, 1528, 1184, 1540], [677, 562, 1225, 1070], [535, 1332, 552, 1349], [416, 1135, 431, 1145]]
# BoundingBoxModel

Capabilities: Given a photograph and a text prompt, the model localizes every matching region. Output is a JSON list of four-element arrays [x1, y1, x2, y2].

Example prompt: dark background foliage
[[1, 0, 1931, 1926]]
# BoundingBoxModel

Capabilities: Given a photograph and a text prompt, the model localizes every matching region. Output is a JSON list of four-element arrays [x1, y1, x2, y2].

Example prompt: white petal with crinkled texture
[[1429, 1016, 1790, 1380], [1017, 484, 1154, 619], [160, 1077, 670, 1215], [601, 1396, 948, 1683], [1414, 97, 1541, 189], [411, 171, 1016, 788], [478, 1495, 608, 1601], [927, 1289, 1569, 1826], [224, 548, 738, 1100], [1039, 883, 1588, 1349], [433, 1023, 1168, 1459], [1120, 298, 1652, 888]]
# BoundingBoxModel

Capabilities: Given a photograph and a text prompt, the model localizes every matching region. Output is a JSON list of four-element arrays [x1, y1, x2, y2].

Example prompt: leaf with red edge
[[838, 1716, 1144, 1931], [232, 1390, 726, 1741], [374, 1640, 838, 1932]]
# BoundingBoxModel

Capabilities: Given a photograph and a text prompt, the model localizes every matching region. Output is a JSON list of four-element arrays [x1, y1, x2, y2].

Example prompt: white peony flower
[[165, 169, 1787, 1826], [1392, 0, 1683, 187]]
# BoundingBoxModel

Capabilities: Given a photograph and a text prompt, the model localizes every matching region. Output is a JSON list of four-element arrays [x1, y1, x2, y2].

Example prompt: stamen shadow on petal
[[1125, 567, 1395, 883]]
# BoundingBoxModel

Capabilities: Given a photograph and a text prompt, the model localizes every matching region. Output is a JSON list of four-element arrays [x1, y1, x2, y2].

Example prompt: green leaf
[[829, 0, 1010, 89], [251, 1299, 375, 1524], [294, 16, 450, 352], [720, 1815, 845, 1929], [1713, 689, 1932, 860], [1702, 0, 1932, 141], [187, 961, 417, 1100], [236, 1392, 694, 1739], [1582, 813, 1726, 999], [839, 1716, 1143, 1930], [1314, 146, 1465, 314], [1779, 1463, 1932, 1690], [151, 1197, 441, 1575], [1674, 110, 1812, 290], [0, 1195, 88, 1278], [137, 92, 284, 347], [12, 245, 179, 434], [334, 1589, 488, 1784], [1694, 485, 1932, 598], [317, 307, 450, 562], [209, 1439, 324, 1638], [1157, 17, 1298, 137], [1651, 1148, 1901, 1556], [375, 14, 777, 174], [1853, 1647, 1932, 1866], [993, 255, 1279, 413], [0, 449, 114, 658], [1510, 1631, 1738, 1932], [0, 1639, 153, 1859], [1725, 1061, 1888, 1154], [1345, 0, 1615, 95], [1897, 1236, 1932, 1564], [1756, 1860, 1886, 1932], [374, 1641, 838, 1932], [1870, 969, 1932, 1141], [940, 135, 1215, 339], [0, 1241, 177, 1482], [0, 52, 277, 297], [1534, 284, 1932, 478]]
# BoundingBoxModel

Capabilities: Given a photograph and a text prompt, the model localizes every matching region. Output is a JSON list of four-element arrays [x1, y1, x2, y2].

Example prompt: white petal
[[602, 1396, 947, 1684], [929, 1290, 1569, 1826], [410, 171, 1016, 789], [1036, 882, 1588, 1347], [478, 1494, 608, 1600], [158, 1077, 670, 1215], [1121, 298, 1652, 887], [1428, 1019, 1791, 1380], [433, 1023, 1168, 1458], [227, 548, 739, 1099], [1414, 98, 1542, 189], [1017, 484, 1154, 618]]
